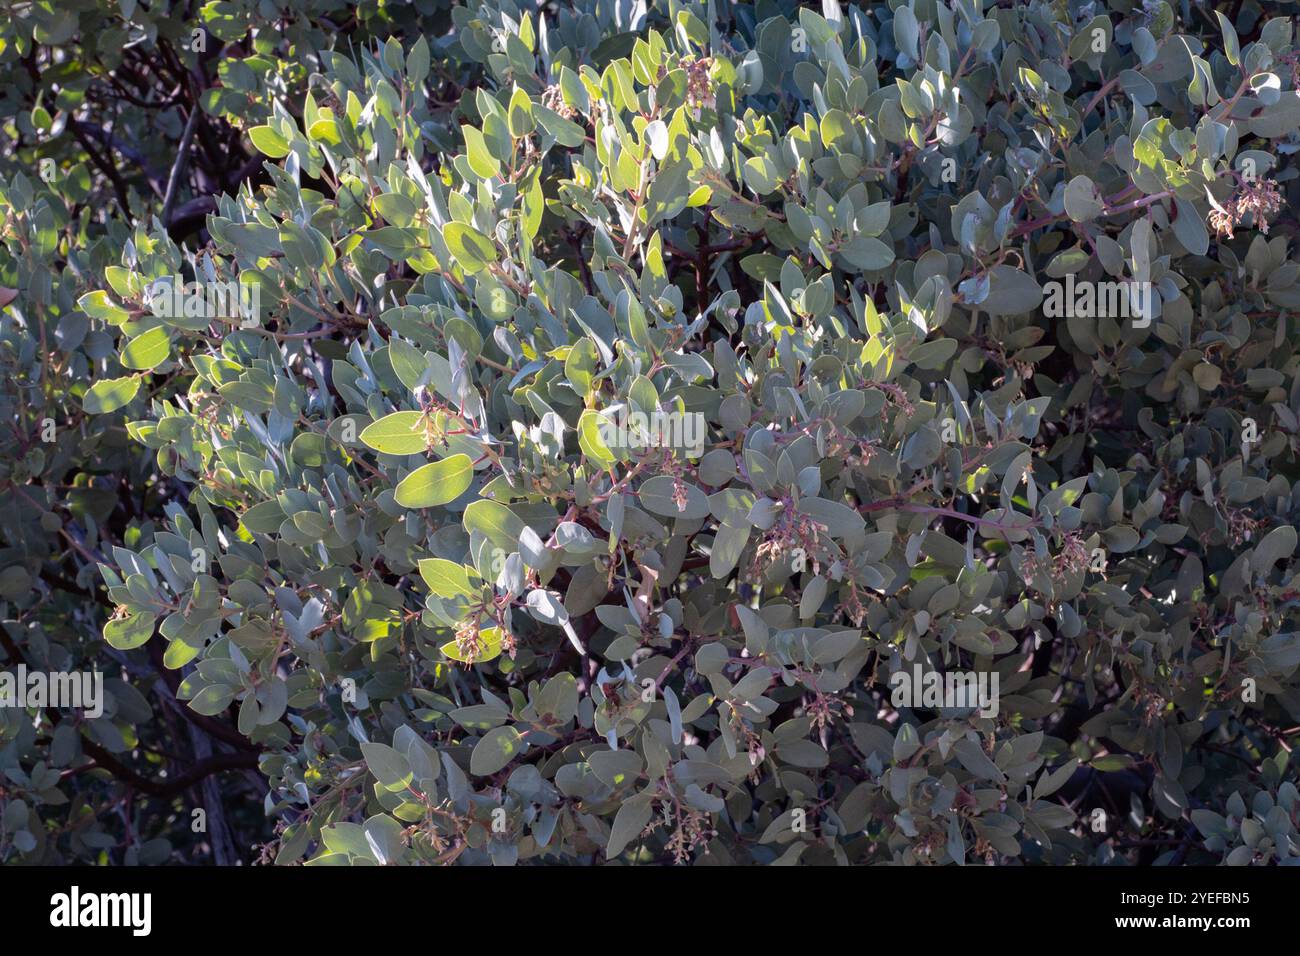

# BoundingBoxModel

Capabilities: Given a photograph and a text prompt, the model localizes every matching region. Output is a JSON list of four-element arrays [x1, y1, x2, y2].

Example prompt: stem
[[1080, 76, 1121, 119], [161, 106, 200, 226], [622, 156, 649, 261]]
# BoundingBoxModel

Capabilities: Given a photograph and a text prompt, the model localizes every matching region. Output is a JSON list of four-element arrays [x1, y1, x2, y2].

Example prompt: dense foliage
[[2, 0, 1300, 866]]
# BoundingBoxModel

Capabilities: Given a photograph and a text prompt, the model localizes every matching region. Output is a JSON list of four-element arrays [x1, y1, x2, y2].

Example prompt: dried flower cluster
[[1208, 178, 1285, 239]]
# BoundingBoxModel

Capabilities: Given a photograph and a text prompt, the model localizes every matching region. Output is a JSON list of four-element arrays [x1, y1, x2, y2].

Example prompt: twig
[[162, 107, 200, 227]]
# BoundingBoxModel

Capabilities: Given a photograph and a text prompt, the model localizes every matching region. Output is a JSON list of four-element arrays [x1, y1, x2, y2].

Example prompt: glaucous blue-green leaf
[[361, 742, 413, 791], [20, 0, 1300, 871], [637, 475, 709, 519], [189, 685, 236, 717]]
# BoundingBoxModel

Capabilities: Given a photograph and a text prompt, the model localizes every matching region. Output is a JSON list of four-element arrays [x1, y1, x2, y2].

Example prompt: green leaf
[[637, 475, 710, 519], [893, 6, 919, 59], [443, 222, 498, 274], [1215, 11, 1240, 66], [366, 226, 421, 258], [507, 86, 536, 137], [280, 221, 328, 271], [742, 156, 779, 195], [361, 742, 414, 791], [249, 125, 291, 158], [1173, 196, 1209, 256], [104, 612, 154, 650], [78, 290, 129, 324], [374, 193, 418, 227], [363, 813, 407, 865], [406, 35, 432, 84], [578, 410, 616, 468], [440, 625, 504, 664], [83, 376, 140, 414], [954, 739, 1006, 783], [120, 326, 171, 370], [462, 126, 501, 180], [838, 236, 895, 270], [1091, 754, 1135, 772], [462, 500, 526, 551], [393, 454, 474, 508], [361, 411, 428, 455], [387, 340, 428, 392], [1064, 175, 1103, 221], [606, 793, 654, 858], [980, 266, 1044, 316], [469, 726, 525, 775], [418, 558, 475, 598], [189, 685, 236, 717], [1252, 525, 1297, 577], [1192, 362, 1221, 391]]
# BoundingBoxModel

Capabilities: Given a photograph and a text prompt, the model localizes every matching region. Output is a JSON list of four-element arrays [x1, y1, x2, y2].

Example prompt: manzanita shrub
[[2, 0, 1300, 867]]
